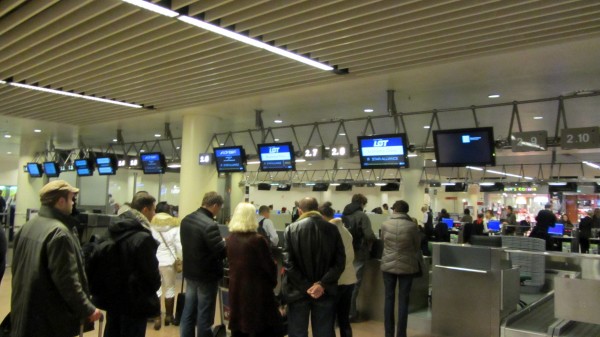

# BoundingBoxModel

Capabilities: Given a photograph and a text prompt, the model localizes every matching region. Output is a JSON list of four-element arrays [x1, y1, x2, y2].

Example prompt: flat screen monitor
[[442, 218, 454, 229], [140, 152, 166, 174], [334, 213, 342, 219], [548, 223, 564, 236], [487, 220, 501, 232], [74, 159, 94, 176], [43, 162, 60, 177], [27, 163, 43, 178], [96, 156, 117, 175], [433, 127, 496, 167], [213, 146, 246, 173], [258, 142, 296, 172], [357, 133, 409, 169]]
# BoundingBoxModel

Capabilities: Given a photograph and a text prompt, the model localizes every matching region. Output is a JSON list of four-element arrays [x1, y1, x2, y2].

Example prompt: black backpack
[[83, 233, 134, 310], [342, 213, 364, 251]]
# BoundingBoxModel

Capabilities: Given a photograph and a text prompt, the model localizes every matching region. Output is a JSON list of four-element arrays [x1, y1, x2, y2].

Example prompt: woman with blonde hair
[[150, 202, 182, 329], [226, 202, 284, 337]]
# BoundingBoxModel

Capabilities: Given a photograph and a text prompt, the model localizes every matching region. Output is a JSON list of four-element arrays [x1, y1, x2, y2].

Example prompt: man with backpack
[[12, 180, 102, 337], [258, 205, 279, 246], [88, 191, 161, 337], [342, 193, 377, 322]]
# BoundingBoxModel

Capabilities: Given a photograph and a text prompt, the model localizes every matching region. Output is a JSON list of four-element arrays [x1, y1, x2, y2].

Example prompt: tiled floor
[[0, 268, 436, 337]]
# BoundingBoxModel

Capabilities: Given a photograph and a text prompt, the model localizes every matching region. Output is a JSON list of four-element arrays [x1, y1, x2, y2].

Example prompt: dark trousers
[[180, 278, 219, 337], [580, 237, 590, 253], [336, 284, 354, 337], [288, 296, 336, 337], [231, 326, 282, 337], [382, 272, 413, 337], [104, 312, 147, 337], [350, 248, 369, 318]]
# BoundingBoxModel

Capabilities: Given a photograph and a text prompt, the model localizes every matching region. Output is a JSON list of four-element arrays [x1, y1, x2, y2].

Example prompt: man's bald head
[[298, 197, 319, 212]]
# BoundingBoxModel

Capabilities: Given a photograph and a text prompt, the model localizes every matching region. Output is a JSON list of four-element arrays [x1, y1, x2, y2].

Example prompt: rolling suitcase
[[174, 278, 186, 326], [79, 314, 104, 337]]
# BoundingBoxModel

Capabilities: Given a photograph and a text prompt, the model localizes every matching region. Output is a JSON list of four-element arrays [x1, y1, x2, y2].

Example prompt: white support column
[[15, 139, 47, 227]]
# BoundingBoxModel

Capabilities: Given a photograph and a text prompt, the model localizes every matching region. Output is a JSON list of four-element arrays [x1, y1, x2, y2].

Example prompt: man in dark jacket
[[578, 210, 593, 253], [12, 180, 101, 337], [97, 191, 161, 337], [342, 193, 376, 321], [283, 197, 345, 337], [180, 191, 226, 337]]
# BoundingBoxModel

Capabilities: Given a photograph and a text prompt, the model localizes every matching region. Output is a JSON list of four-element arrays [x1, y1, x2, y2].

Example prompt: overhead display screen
[[140, 152, 166, 174], [213, 146, 246, 173], [27, 163, 43, 178], [358, 134, 409, 169], [43, 162, 60, 178], [258, 142, 296, 172], [433, 127, 496, 167], [96, 156, 117, 175], [74, 159, 94, 176]]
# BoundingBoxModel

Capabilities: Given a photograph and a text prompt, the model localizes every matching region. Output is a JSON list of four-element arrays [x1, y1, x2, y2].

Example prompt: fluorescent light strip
[[466, 166, 483, 171], [330, 183, 341, 186], [9, 82, 142, 108], [407, 154, 418, 157], [178, 16, 333, 71], [583, 161, 600, 169], [122, 0, 179, 17], [375, 183, 387, 186], [247, 161, 260, 165], [479, 182, 495, 186], [548, 182, 567, 186], [295, 159, 306, 163], [0, 80, 5, 84], [441, 182, 456, 186]]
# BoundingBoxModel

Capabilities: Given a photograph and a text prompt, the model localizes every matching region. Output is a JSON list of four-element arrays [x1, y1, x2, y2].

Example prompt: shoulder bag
[[158, 231, 183, 273]]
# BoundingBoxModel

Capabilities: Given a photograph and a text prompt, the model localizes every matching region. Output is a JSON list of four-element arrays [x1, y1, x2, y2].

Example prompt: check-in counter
[[431, 243, 520, 337]]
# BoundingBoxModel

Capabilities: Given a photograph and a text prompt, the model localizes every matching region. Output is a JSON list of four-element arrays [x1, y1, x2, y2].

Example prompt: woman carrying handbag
[[150, 202, 183, 330]]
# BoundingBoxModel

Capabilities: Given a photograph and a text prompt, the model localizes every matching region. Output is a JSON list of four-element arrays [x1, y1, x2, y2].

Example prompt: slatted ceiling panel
[[0, 0, 58, 36], [187, 0, 236, 16], [203, 0, 272, 23], [171, 0, 197, 11], [0, 0, 26, 17], [221, 0, 309, 29]]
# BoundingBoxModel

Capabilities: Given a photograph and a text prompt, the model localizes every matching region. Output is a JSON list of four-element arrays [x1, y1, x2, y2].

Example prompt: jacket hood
[[109, 209, 151, 239], [298, 210, 322, 220], [342, 202, 363, 216], [151, 212, 180, 232]]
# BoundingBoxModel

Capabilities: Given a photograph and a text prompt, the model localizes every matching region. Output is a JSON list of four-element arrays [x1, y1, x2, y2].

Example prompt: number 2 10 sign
[[561, 127, 600, 150]]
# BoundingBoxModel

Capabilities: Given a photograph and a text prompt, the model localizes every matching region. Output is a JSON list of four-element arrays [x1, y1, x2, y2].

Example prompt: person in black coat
[[102, 192, 161, 337], [529, 210, 557, 251], [579, 210, 593, 253], [180, 192, 227, 337]]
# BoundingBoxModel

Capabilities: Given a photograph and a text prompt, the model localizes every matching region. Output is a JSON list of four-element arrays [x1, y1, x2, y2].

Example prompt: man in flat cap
[[11, 180, 101, 337]]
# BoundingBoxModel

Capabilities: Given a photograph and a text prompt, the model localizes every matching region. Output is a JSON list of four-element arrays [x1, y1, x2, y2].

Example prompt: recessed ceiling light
[[7, 152, 11, 155], [274, 119, 283, 124], [364, 108, 374, 113], [219, 143, 224, 146], [533, 116, 543, 120], [4, 135, 11, 138], [176, 146, 181, 150], [34, 129, 42, 133], [140, 149, 146, 153], [488, 94, 501, 98], [112, 138, 118, 142], [432, 159, 437, 162], [274, 138, 280, 141], [339, 133, 346, 136], [423, 126, 430, 129], [154, 134, 161, 137], [308, 163, 313, 166]]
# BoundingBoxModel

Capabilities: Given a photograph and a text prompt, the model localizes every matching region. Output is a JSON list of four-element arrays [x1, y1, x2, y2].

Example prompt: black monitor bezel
[[357, 133, 409, 169], [257, 142, 296, 172], [140, 152, 166, 174], [95, 155, 118, 176], [433, 127, 496, 167], [213, 146, 247, 173]]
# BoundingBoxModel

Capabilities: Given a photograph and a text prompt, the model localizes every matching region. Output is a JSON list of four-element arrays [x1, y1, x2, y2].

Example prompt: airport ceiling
[[1, 0, 600, 174]]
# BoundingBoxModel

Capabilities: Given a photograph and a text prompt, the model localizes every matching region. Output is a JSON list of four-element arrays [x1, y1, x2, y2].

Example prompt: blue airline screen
[[259, 143, 295, 171], [44, 163, 57, 176], [96, 157, 112, 165], [74, 159, 89, 169], [215, 147, 245, 172], [27, 163, 42, 177], [359, 135, 407, 168], [141, 153, 165, 174]]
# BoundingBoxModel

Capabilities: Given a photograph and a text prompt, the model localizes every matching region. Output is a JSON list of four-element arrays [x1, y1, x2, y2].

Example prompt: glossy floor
[[0, 269, 437, 337]]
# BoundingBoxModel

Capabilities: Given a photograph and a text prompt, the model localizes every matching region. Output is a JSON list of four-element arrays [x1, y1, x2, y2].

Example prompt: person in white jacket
[[320, 202, 357, 337], [150, 202, 182, 330]]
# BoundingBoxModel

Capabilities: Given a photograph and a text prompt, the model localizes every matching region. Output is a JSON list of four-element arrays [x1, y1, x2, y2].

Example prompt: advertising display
[[140, 152, 166, 174], [258, 142, 296, 171], [213, 146, 246, 173], [433, 127, 495, 167], [358, 133, 409, 169]]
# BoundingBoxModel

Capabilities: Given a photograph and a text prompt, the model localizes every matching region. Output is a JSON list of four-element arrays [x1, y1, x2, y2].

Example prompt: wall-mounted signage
[[504, 186, 538, 192], [511, 131, 547, 152], [304, 145, 325, 160], [328, 144, 352, 159], [561, 127, 600, 149], [199, 153, 213, 165]]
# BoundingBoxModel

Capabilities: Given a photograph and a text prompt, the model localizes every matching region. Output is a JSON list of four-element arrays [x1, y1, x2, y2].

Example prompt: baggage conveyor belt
[[502, 292, 600, 337], [502, 292, 557, 337]]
